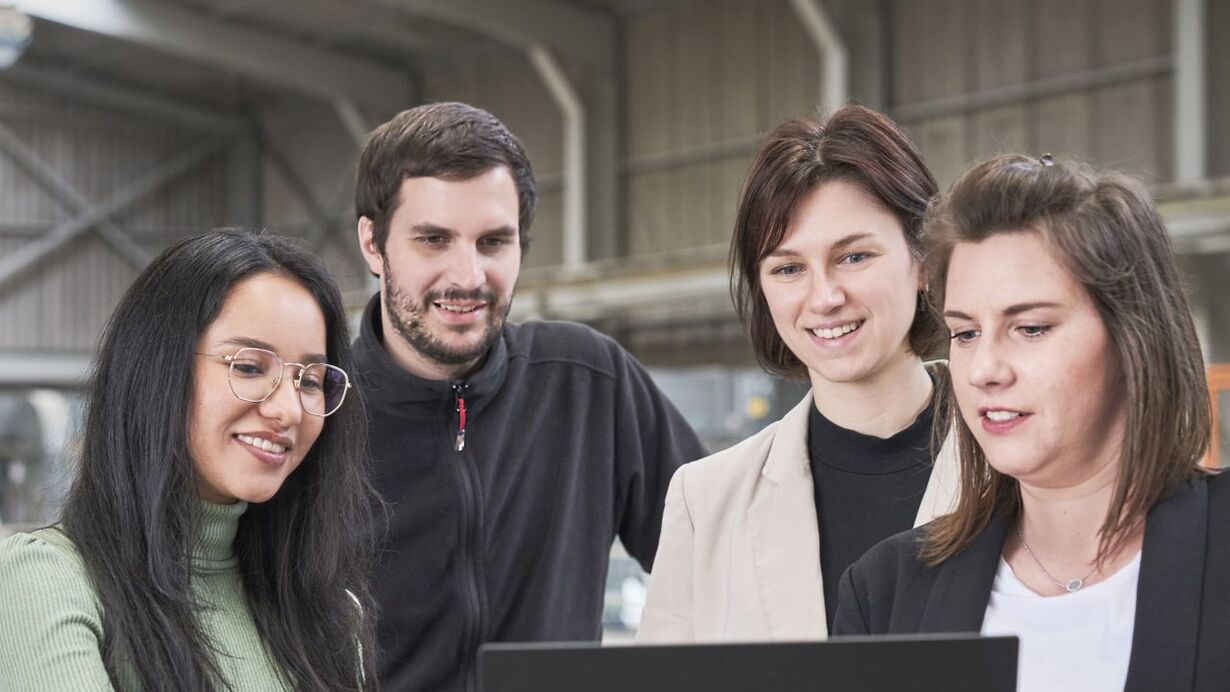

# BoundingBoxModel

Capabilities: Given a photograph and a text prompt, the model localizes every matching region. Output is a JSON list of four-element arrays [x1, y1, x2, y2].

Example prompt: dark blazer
[[833, 471, 1230, 691]]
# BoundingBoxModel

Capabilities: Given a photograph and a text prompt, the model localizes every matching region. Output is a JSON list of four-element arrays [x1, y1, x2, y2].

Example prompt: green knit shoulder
[[0, 528, 115, 691]]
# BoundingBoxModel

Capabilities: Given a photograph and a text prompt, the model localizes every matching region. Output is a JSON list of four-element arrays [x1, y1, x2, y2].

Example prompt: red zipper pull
[[455, 395, 467, 452]]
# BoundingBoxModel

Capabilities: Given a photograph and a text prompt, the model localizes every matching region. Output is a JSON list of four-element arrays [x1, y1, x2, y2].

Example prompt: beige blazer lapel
[[746, 393, 827, 639]]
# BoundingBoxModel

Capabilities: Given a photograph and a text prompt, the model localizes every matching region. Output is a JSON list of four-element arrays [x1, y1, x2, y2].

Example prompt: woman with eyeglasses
[[0, 229, 376, 691], [833, 155, 1228, 690]]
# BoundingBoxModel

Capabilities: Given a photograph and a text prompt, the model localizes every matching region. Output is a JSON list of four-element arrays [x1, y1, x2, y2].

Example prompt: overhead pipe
[[787, 0, 848, 111], [528, 44, 586, 269], [1173, 0, 1206, 183]]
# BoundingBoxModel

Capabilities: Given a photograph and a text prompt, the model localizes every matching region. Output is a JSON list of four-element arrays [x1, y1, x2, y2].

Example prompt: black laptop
[[480, 634, 1017, 692]]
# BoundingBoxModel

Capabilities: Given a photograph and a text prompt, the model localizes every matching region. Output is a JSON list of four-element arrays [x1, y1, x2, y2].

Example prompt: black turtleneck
[[808, 391, 939, 631]]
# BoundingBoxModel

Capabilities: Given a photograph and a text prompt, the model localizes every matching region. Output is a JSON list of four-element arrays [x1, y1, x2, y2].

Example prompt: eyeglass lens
[[228, 348, 348, 416]]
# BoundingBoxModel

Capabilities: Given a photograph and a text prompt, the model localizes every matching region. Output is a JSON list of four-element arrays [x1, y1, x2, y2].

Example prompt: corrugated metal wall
[[257, 96, 372, 295], [0, 80, 229, 352], [415, 0, 1185, 268], [416, 0, 822, 266], [624, 0, 819, 256], [893, 0, 1173, 185], [1, 0, 1220, 362]]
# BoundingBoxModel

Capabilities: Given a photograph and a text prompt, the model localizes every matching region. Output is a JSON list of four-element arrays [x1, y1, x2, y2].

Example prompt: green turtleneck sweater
[[0, 500, 291, 691]]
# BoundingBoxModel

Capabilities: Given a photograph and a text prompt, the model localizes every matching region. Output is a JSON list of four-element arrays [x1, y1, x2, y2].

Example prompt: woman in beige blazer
[[638, 106, 959, 642]]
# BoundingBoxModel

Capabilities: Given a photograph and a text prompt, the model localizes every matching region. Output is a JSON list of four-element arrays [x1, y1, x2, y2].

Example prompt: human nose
[[805, 269, 845, 313], [965, 335, 1014, 390], [258, 366, 304, 427], [442, 243, 485, 289]]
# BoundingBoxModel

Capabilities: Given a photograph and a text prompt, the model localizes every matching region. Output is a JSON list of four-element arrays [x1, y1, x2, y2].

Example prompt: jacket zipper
[[455, 389, 468, 451], [452, 382, 485, 692]]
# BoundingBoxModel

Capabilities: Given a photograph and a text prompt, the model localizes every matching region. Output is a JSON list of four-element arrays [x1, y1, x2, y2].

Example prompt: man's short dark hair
[[356, 101, 536, 254]]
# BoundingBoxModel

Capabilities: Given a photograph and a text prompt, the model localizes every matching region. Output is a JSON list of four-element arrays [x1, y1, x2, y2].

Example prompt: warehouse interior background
[[0, 0, 1227, 635]]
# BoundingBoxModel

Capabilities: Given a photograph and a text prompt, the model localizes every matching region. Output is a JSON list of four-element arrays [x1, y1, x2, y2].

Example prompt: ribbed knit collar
[[807, 392, 939, 475], [352, 293, 509, 410], [193, 498, 247, 569]]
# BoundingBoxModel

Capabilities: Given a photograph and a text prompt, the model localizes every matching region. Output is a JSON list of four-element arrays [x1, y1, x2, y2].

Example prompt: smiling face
[[359, 166, 521, 380], [944, 231, 1127, 488], [758, 179, 923, 390], [188, 272, 328, 504]]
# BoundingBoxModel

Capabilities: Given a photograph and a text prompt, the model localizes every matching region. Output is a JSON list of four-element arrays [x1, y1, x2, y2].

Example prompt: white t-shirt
[[981, 551, 1142, 692]]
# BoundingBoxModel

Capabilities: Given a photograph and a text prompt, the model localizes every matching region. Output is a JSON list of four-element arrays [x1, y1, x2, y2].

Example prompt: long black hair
[[60, 228, 377, 691]]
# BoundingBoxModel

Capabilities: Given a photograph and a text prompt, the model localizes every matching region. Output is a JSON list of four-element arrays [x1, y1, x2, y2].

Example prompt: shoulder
[[0, 528, 95, 604], [505, 320, 631, 378], [0, 529, 112, 690], [833, 525, 935, 635], [1205, 468, 1230, 495], [683, 422, 780, 482], [851, 526, 924, 585], [0, 527, 103, 638], [0, 527, 87, 577], [666, 420, 783, 511], [842, 525, 936, 611], [1200, 470, 1230, 524]]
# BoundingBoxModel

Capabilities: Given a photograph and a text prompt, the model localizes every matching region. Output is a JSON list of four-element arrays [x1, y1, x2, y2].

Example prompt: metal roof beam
[[0, 351, 92, 387], [0, 120, 152, 269], [2, 64, 236, 132], [0, 134, 228, 297], [13, 0, 412, 114], [370, 0, 615, 71]]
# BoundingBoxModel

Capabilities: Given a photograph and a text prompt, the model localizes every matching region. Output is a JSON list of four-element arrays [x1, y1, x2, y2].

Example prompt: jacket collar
[[353, 293, 509, 410], [759, 390, 813, 484], [920, 513, 1009, 632], [748, 390, 960, 639], [917, 475, 1210, 691], [1124, 476, 1208, 691], [748, 392, 827, 638]]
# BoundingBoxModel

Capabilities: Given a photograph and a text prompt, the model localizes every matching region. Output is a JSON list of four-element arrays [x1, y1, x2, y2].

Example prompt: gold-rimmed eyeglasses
[[197, 347, 351, 417]]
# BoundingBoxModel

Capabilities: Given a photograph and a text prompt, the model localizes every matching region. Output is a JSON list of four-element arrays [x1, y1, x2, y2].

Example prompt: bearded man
[[352, 102, 706, 692]]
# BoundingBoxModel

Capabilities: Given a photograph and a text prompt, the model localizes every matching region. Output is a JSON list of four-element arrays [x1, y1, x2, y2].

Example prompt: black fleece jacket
[[354, 296, 706, 692]]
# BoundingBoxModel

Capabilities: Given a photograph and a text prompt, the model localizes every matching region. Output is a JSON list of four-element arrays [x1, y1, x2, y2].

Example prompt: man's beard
[[383, 266, 508, 368]]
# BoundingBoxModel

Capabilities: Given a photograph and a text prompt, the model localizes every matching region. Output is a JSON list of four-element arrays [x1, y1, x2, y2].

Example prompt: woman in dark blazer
[[833, 154, 1227, 692]]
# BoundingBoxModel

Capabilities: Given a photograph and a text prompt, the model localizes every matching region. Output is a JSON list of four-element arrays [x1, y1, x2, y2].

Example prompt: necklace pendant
[[1065, 578, 1084, 592]]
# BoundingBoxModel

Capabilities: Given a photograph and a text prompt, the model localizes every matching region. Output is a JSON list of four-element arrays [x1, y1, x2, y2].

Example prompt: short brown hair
[[355, 101, 536, 254], [921, 154, 1211, 566], [730, 105, 945, 378]]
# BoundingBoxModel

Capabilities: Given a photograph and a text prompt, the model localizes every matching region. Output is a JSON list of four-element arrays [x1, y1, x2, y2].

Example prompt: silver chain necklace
[[1015, 525, 1098, 593]]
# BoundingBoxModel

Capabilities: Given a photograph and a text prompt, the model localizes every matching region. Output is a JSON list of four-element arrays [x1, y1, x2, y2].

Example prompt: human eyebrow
[[409, 223, 455, 236], [218, 336, 278, 352], [829, 232, 875, 254], [482, 226, 518, 238], [763, 246, 802, 260], [1003, 301, 1062, 316], [943, 302, 1063, 321], [217, 338, 326, 364]]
